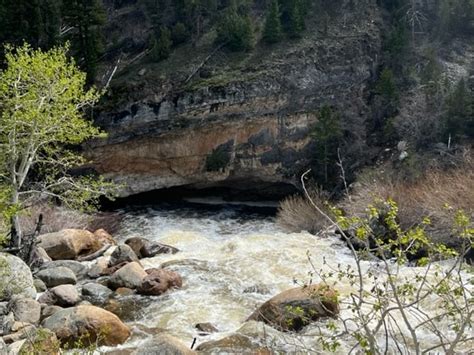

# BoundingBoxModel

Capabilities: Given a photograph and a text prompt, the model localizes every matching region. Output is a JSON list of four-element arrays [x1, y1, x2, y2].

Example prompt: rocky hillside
[[86, 0, 383, 198], [85, 0, 473, 199]]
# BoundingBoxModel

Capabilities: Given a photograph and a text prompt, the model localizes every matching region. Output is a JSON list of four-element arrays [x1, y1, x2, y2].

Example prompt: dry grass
[[277, 188, 332, 234], [19, 204, 123, 236], [341, 154, 474, 241]]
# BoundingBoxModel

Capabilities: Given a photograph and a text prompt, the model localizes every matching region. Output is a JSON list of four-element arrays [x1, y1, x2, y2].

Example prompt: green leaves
[[0, 43, 115, 244]]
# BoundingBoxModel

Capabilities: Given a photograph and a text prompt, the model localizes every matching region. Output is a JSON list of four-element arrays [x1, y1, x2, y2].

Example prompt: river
[[101, 200, 473, 354]]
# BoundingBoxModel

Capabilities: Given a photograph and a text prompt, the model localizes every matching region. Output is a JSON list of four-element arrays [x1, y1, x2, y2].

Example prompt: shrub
[[216, 6, 254, 51], [277, 188, 331, 234]]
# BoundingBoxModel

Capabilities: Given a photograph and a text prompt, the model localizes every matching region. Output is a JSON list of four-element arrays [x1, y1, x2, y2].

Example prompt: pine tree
[[444, 79, 474, 140], [216, 3, 254, 51], [263, 0, 283, 44], [287, 0, 304, 38], [151, 26, 172, 61], [62, 0, 106, 83]]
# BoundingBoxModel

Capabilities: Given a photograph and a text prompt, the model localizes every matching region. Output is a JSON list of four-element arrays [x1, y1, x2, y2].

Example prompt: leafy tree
[[151, 26, 172, 61], [62, 0, 106, 82], [263, 0, 283, 44], [311, 105, 343, 185], [216, 4, 254, 52], [0, 44, 114, 249]]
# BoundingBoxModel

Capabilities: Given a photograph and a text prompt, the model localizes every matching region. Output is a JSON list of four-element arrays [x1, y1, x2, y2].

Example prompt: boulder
[[0, 312, 14, 336], [2, 323, 36, 344], [94, 229, 117, 246], [0, 252, 36, 301], [40, 260, 89, 280], [137, 268, 183, 296], [38, 285, 80, 307], [196, 334, 262, 353], [81, 283, 113, 305], [0, 301, 7, 315], [108, 245, 140, 267], [35, 266, 77, 287], [247, 284, 339, 331], [19, 328, 60, 355], [29, 246, 52, 266], [108, 262, 147, 290], [87, 256, 110, 278], [42, 305, 131, 347], [33, 279, 47, 293], [41, 305, 63, 322], [137, 334, 195, 355], [0, 338, 6, 353], [125, 237, 179, 258], [9, 297, 41, 325], [37, 229, 101, 260]]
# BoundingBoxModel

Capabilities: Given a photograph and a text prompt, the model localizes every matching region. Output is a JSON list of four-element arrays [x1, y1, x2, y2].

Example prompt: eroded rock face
[[37, 229, 102, 260], [248, 284, 339, 332], [86, 1, 382, 198], [42, 305, 131, 347]]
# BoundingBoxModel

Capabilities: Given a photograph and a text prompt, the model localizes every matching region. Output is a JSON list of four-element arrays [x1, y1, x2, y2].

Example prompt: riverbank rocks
[[37, 229, 101, 260], [42, 305, 131, 347], [40, 260, 90, 280], [39, 285, 80, 307], [9, 297, 41, 325], [137, 268, 183, 296], [18, 328, 60, 355], [36, 266, 77, 287], [81, 283, 113, 305], [125, 237, 179, 258], [195, 322, 218, 334], [109, 262, 147, 289], [109, 245, 140, 267], [138, 334, 195, 355], [94, 229, 117, 246], [196, 334, 264, 353], [248, 284, 339, 332], [0, 252, 36, 301]]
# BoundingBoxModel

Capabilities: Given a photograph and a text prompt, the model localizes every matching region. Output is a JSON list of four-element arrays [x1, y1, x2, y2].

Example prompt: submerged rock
[[37, 229, 102, 260], [248, 284, 339, 331], [195, 322, 218, 334], [137, 268, 182, 296], [125, 237, 179, 258], [42, 305, 131, 347], [138, 333, 195, 355], [196, 334, 264, 353]]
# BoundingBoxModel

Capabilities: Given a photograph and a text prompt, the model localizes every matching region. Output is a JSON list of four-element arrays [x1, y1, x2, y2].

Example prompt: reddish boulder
[[137, 268, 182, 296]]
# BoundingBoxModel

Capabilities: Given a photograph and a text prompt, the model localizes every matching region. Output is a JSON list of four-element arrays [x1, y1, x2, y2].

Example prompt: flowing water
[[102, 201, 473, 354]]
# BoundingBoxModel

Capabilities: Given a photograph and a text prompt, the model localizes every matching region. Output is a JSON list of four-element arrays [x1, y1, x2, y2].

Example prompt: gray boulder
[[109, 245, 140, 267], [0, 252, 36, 301], [35, 266, 77, 287], [81, 282, 113, 305], [108, 262, 147, 290], [9, 297, 41, 325], [40, 260, 89, 280], [38, 285, 80, 307]]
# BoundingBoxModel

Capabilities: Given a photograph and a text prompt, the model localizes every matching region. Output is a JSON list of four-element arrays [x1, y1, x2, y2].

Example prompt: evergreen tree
[[443, 78, 474, 140], [263, 0, 283, 44], [171, 22, 189, 45], [62, 0, 106, 83], [151, 26, 172, 61], [376, 67, 398, 105], [287, 0, 304, 38], [311, 105, 343, 185], [216, 3, 254, 51]]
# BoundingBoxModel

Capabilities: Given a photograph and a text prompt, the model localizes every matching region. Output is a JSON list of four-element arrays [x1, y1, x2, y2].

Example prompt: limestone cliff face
[[87, 0, 382, 197]]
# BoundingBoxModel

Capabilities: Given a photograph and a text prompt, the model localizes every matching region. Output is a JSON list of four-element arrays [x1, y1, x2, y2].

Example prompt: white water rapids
[[101, 202, 472, 354]]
